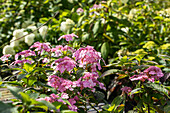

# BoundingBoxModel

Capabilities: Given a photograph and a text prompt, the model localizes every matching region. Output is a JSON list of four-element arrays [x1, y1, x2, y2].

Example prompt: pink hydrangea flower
[[48, 75, 78, 92], [11, 59, 34, 65], [0, 54, 11, 62], [61, 93, 69, 99], [130, 73, 148, 82], [30, 42, 51, 54], [121, 86, 132, 95], [68, 98, 78, 112], [76, 8, 84, 15], [51, 56, 76, 73], [51, 45, 75, 57], [15, 50, 36, 60], [130, 66, 164, 82], [58, 33, 78, 42], [73, 46, 102, 72], [81, 72, 106, 90]]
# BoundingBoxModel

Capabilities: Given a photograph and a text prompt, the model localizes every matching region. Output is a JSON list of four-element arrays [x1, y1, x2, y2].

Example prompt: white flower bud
[[3, 45, 15, 55], [10, 37, 20, 47], [39, 26, 48, 37], [25, 33, 35, 46]]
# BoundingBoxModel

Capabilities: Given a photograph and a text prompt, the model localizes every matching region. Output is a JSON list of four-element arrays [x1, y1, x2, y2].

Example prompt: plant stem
[[148, 104, 150, 113]]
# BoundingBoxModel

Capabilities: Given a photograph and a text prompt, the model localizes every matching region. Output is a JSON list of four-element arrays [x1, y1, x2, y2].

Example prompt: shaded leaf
[[0, 101, 18, 113], [93, 20, 101, 34], [101, 42, 109, 60], [100, 69, 119, 78]]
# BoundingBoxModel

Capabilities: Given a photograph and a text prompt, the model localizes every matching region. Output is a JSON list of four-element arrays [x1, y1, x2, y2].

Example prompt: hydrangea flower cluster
[[73, 46, 102, 72], [130, 66, 164, 82], [7, 33, 105, 112], [51, 56, 76, 73]]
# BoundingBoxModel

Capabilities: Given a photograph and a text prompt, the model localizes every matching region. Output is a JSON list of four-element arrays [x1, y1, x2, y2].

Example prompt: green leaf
[[61, 110, 77, 113], [101, 42, 109, 60], [29, 93, 39, 100], [93, 20, 101, 34], [82, 33, 90, 42], [39, 100, 57, 111], [7, 85, 22, 100], [39, 18, 49, 23], [164, 105, 170, 113], [94, 91, 105, 102], [0, 101, 18, 113], [78, 15, 85, 27], [109, 95, 123, 111], [28, 77, 37, 86], [130, 88, 143, 97], [17, 74, 27, 80], [20, 92, 31, 104], [135, 1, 144, 6], [52, 101, 63, 109], [144, 83, 169, 98], [23, 63, 35, 72], [100, 69, 119, 77], [154, 16, 164, 20], [120, 56, 128, 63]]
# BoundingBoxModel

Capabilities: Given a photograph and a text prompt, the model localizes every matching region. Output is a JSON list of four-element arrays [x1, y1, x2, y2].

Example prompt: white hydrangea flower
[[13, 29, 25, 40], [60, 19, 75, 33], [65, 19, 75, 25], [25, 33, 35, 46], [39, 26, 48, 37], [10, 37, 20, 47], [27, 26, 37, 35], [3, 45, 15, 55]]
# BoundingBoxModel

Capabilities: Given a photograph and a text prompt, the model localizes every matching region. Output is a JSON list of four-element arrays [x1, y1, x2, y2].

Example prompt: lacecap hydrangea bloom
[[15, 50, 36, 60], [73, 46, 102, 72], [51, 56, 76, 73], [51, 45, 75, 57], [30, 42, 51, 54], [130, 66, 164, 82], [58, 33, 78, 42]]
